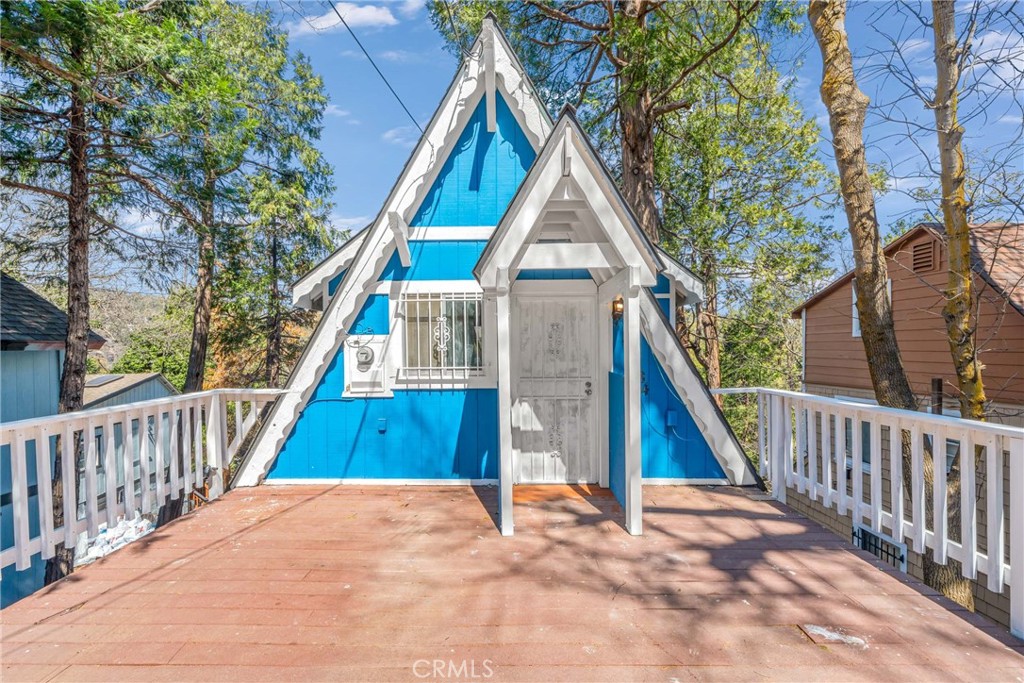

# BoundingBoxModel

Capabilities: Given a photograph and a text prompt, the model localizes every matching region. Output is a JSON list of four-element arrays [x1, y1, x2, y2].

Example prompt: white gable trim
[[475, 112, 661, 290], [234, 18, 552, 487], [656, 246, 704, 306], [291, 229, 367, 310], [638, 289, 759, 486]]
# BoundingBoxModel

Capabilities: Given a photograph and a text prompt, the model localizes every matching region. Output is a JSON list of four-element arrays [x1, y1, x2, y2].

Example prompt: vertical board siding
[[640, 338, 726, 480], [0, 350, 60, 608], [350, 294, 390, 335], [608, 371, 626, 505], [379, 241, 488, 281], [0, 350, 61, 422], [269, 350, 498, 480], [411, 94, 535, 227]]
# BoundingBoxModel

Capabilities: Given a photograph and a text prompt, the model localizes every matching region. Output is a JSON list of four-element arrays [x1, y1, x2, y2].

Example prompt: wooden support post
[[622, 287, 642, 535], [495, 269, 514, 536]]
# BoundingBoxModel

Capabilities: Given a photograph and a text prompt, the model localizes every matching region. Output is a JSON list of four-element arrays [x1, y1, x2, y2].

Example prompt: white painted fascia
[[655, 245, 704, 306], [476, 113, 661, 290], [291, 229, 367, 310], [637, 289, 759, 487], [235, 18, 552, 487]]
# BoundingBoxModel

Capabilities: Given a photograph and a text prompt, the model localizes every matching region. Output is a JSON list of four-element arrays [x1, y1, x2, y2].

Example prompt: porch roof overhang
[[475, 109, 662, 292]]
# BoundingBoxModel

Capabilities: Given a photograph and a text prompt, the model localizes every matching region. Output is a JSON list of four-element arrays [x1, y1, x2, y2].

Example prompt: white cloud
[[288, 3, 398, 38], [899, 37, 932, 57], [381, 125, 419, 148], [394, 0, 424, 18], [324, 104, 351, 118], [968, 30, 1024, 93], [997, 113, 1023, 125], [379, 49, 417, 62], [331, 214, 372, 231]]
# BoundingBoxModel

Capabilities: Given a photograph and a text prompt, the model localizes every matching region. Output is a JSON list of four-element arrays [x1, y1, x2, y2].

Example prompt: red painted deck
[[2, 485, 1021, 682]]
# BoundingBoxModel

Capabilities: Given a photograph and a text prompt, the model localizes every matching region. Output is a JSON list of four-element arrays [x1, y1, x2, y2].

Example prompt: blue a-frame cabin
[[236, 17, 758, 534]]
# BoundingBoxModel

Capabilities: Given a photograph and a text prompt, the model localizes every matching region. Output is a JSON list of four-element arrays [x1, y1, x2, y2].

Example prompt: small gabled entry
[[476, 109, 662, 537]]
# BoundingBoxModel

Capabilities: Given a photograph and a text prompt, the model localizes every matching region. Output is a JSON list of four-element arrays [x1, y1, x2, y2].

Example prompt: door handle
[[585, 389, 592, 396]]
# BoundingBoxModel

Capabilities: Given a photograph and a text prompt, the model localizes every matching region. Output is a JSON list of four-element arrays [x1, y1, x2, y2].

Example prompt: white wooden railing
[[714, 387, 1024, 638], [0, 388, 282, 577]]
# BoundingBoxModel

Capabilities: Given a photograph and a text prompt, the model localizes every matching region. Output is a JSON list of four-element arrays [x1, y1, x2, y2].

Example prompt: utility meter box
[[344, 336, 388, 395]]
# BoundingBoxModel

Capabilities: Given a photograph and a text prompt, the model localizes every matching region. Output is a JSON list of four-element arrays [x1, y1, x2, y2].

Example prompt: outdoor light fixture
[[611, 296, 624, 320]]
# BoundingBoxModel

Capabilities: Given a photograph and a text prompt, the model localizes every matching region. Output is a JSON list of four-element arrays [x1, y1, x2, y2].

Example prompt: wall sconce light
[[611, 296, 624, 321]]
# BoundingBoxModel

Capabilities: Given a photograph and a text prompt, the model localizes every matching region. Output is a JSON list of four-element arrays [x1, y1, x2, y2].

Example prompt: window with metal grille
[[401, 293, 483, 380], [912, 242, 935, 272], [852, 525, 907, 571]]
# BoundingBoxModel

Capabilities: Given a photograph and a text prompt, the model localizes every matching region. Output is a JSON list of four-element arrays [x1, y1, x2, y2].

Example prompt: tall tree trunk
[[617, 0, 661, 244], [47, 78, 89, 584], [266, 231, 282, 388], [809, 0, 972, 609], [925, 0, 980, 610], [808, 0, 916, 413], [932, 0, 986, 421], [699, 275, 722, 407], [184, 175, 215, 393]]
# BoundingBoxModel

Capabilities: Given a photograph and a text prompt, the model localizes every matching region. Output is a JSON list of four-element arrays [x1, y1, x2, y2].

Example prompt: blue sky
[[280, 1, 1023, 259]]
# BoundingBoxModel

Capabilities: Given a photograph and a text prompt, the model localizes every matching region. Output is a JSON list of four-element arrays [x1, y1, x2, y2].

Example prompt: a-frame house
[[236, 16, 758, 535]]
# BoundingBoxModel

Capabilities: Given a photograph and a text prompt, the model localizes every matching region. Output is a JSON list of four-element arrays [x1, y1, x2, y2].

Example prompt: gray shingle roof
[[1, 271, 105, 349]]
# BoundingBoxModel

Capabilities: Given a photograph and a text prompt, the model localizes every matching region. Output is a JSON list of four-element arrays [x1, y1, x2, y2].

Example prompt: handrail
[[0, 388, 283, 579], [711, 387, 1024, 438], [715, 386, 1023, 639]]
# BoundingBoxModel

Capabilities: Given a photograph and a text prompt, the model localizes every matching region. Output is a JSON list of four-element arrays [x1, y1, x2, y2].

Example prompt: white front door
[[512, 296, 597, 483]]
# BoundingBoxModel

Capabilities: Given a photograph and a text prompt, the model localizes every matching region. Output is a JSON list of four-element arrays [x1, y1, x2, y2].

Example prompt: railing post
[[770, 395, 787, 503], [206, 393, 228, 499], [757, 391, 767, 477], [1009, 435, 1023, 639]]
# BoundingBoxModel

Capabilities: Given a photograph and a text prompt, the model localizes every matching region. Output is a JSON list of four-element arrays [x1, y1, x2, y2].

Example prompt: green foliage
[[111, 286, 194, 391]]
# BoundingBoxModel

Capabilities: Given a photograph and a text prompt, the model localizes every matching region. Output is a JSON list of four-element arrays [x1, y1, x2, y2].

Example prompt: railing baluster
[[890, 422, 904, 544], [35, 427, 55, 559], [960, 429, 976, 579], [193, 402, 204, 494], [836, 411, 849, 516], [911, 423, 925, 554], [139, 412, 153, 515], [783, 398, 794, 491], [181, 402, 193, 502], [61, 423, 77, 549], [852, 411, 863, 526], [757, 392, 767, 477], [808, 407, 818, 502], [104, 415, 118, 527], [933, 428, 948, 564], [795, 400, 807, 495], [154, 410, 166, 507], [122, 414, 136, 519], [986, 434, 1005, 593], [168, 406, 180, 501], [823, 411, 834, 507], [84, 419, 100, 537], [869, 418, 882, 533], [10, 430, 32, 570]]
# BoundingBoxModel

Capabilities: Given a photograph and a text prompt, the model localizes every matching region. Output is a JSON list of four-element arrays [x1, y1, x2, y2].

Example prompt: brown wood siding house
[[793, 223, 1024, 424]]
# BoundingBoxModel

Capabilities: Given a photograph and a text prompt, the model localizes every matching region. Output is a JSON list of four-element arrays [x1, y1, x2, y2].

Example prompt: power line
[[328, 1, 423, 134]]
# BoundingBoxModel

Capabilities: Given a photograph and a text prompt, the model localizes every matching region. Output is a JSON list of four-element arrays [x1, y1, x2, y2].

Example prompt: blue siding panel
[[411, 94, 535, 227], [608, 371, 626, 506], [269, 349, 498, 480], [655, 296, 671, 318], [0, 350, 61, 608], [640, 338, 726, 480], [652, 273, 672, 294], [350, 294, 390, 335], [379, 241, 487, 281], [328, 270, 346, 297]]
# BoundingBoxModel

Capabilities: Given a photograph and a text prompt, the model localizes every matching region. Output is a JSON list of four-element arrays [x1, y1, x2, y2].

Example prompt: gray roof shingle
[[1, 272, 105, 349]]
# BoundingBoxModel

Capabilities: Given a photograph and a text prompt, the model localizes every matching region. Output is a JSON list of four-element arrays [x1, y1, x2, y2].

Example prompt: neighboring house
[[83, 373, 177, 409], [793, 222, 1024, 425], [1, 271, 105, 606], [235, 17, 758, 537]]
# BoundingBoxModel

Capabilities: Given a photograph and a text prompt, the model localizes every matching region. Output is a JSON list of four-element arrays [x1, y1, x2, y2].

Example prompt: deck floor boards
[[2, 485, 1021, 681]]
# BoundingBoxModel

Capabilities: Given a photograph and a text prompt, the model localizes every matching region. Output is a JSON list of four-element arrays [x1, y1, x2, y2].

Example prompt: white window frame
[[398, 291, 485, 382]]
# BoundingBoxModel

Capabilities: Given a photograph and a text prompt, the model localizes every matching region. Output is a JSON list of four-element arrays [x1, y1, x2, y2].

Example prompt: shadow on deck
[[2, 485, 1021, 682]]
